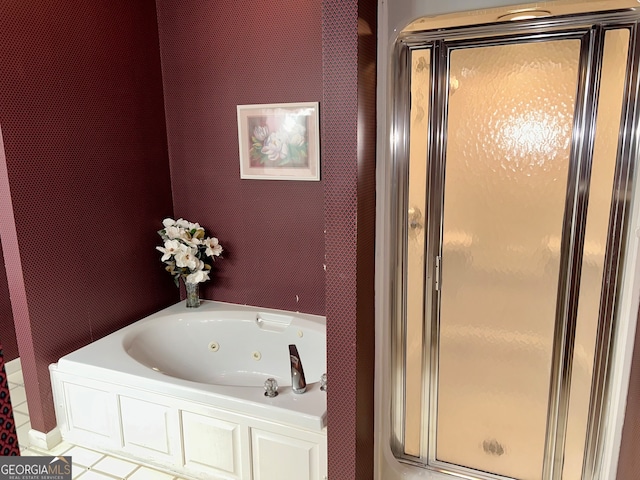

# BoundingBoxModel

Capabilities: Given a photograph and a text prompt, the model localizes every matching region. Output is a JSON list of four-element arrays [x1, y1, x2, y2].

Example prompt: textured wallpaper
[[156, 0, 325, 316], [0, 0, 175, 432], [0, 241, 18, 362], [322, 0, 377, 478]]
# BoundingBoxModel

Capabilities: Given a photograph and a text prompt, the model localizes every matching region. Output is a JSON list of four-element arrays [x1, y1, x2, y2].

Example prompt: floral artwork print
[[247, 114, 309, 168], [237, 102, 319, 181]]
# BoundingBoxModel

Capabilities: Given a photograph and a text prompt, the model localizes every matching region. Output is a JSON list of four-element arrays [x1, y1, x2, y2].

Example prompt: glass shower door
[[435, 39, 581, 480], [392, 20, 634, 479]]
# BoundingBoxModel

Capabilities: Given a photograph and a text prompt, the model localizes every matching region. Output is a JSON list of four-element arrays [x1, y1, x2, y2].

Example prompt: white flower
[[282, 116, 298, 133], [174, 248, 198, 270], [156, 239, 184, 261], [186, 269, 210, 284], [261, 132, 289, 162], [203, 237, 223, 257], [290, 122, 306, 137], [289, 132, 305, 146], [165, 225, 183, 240], [281, 117, 306, 138], [254, 125, 269, 141], [175, 218, 190, 228], [157, 218, 223, 288], [175, 218, 201, 230], [185, 237, 200, 247]]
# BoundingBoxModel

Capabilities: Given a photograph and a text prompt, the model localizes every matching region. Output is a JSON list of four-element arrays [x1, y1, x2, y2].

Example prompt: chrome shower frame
[[388, 9, 640, 480]]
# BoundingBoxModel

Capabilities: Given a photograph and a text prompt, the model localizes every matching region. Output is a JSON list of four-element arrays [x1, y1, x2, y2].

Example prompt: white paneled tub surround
[[50, 301, 327, 480]]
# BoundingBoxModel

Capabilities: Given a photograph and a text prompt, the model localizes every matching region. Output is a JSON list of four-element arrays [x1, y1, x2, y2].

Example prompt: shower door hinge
[[435, 255, 442, 292]]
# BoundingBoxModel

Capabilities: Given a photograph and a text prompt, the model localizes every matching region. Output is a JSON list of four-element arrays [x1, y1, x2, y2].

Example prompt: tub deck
[[50, 300, 327, 480]]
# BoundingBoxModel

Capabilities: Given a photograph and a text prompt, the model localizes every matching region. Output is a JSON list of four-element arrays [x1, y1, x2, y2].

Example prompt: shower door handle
[[408, 206, 424, 230]]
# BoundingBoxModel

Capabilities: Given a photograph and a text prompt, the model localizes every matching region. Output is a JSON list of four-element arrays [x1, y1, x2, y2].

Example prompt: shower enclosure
[[385, 9, 640, 480]]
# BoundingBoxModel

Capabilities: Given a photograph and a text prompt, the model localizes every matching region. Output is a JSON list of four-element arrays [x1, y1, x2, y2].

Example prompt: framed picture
[[237, 102, 320, 181]]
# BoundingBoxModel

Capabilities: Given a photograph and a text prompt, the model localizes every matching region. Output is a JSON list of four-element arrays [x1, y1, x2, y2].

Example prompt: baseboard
[[28, 427, 62, 450], [4, 357, 21, 376]]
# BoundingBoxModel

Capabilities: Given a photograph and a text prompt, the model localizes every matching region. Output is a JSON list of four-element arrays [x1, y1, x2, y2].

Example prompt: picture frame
[[237, 102, 320, 181]]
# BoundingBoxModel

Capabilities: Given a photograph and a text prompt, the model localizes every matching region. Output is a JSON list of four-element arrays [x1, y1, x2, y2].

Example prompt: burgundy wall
[[323, 0, 377, 478], [356, 1, 377, 476], [0, 242, 19, 362], [155, 0, 325, 316], [158, 2, 376, 478], [0, 2, 379, 476], [0, 0, 175, 432]]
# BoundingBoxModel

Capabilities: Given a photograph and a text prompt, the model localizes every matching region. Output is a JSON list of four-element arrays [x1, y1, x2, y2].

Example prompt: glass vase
[[184, 281, 200, 308]]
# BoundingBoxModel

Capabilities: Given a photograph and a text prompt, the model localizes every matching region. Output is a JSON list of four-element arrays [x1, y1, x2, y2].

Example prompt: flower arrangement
[[249, 115, 309, 167], [157, 218, 223, 286]]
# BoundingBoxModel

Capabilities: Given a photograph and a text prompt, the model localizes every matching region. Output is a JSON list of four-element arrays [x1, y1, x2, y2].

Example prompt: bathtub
[[50, 301, 327, 480]]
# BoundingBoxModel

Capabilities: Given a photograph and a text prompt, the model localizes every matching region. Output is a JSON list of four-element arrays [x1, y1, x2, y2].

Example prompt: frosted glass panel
[[404, 48, 431, 457], [436, 40, 581, 479], [562, 28, 630, 480]]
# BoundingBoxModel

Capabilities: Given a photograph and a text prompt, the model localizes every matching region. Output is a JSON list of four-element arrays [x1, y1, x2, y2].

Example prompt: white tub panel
[[182, 411, 246, 478], [251, 429, 319, 480], [120, 396, 179, 460], [64, 382, 117, 443]]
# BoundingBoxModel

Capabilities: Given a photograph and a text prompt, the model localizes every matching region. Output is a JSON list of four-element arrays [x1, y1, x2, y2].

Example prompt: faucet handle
[[320, 373, 327, 392], [264, 378, 279, 397]]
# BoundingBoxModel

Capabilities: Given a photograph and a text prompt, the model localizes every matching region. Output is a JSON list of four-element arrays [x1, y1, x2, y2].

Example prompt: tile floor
[[6, 362, 190, 480]]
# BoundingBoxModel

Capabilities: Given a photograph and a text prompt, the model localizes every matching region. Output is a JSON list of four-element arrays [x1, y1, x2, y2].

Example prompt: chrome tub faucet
[[289, 344, 307, 394]]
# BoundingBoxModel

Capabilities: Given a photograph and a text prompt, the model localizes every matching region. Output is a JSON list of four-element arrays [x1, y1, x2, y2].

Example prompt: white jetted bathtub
[[50, 301, 327, 480]]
